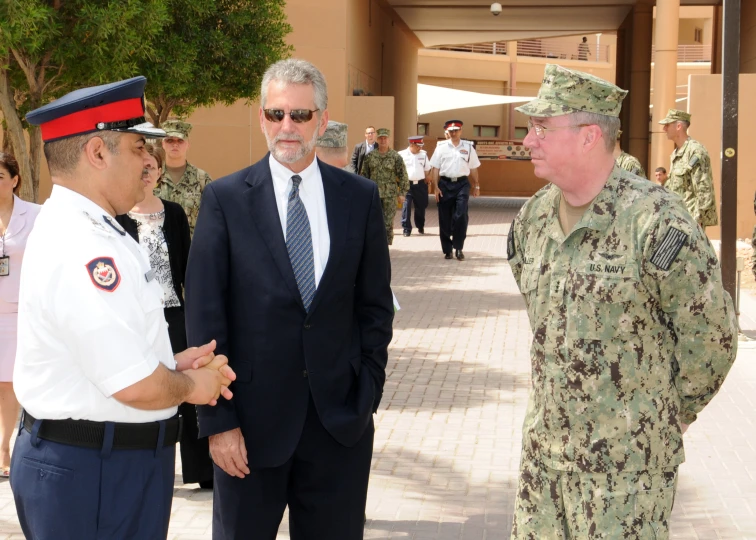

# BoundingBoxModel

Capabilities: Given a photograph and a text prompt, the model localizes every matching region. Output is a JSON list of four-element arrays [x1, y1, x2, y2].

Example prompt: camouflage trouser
[[381, 196, 397, 245], [513, 460, 678, 540]]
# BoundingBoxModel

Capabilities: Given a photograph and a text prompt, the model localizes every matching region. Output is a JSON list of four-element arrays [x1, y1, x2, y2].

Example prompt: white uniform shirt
[[269, 155, 330, 286], [429, 139, 481, 178], [398, 148, 431, 181], [14, 185, 176, 423]]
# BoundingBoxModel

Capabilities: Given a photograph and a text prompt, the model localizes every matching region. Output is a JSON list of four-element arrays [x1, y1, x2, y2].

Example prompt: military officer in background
[[429, 120, 481, 261], [509, 64, 737, 539], [655, 166, 669, 185], [614, 129, 646, 178], [154, 119, 213, 235], [14, 77, 235, 540], [316, 120, 352, 171], [660, 109, 718, 228], [360, 128, 409, 245], [399, 135, 431, 236]]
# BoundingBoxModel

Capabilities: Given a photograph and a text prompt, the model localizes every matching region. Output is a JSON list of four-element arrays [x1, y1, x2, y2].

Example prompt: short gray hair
[[44, 131, 122, 176], [261, 59, 328, 114], [571, 111, 620, 152]]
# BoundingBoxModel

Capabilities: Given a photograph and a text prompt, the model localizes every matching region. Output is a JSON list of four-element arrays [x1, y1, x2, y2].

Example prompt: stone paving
[[0, 196, 754, 539]]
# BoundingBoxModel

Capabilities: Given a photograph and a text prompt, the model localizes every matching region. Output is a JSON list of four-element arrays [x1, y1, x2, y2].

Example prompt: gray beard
[[265, 127, 319, 164]]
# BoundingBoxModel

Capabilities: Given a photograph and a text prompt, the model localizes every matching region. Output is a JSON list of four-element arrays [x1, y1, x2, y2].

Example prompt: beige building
[[16, 1, 756, 239]]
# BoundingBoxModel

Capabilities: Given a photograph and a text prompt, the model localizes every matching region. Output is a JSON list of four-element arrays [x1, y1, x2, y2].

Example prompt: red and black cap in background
[[444, 120, 463, 131], [26, 76, 166, 142]]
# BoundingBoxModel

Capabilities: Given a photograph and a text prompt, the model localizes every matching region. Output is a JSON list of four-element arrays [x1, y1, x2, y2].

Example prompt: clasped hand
[[175, 340, 236, 406]]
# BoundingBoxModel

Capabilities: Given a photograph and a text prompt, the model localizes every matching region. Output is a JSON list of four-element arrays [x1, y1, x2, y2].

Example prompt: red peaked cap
[[444, 120, 463, 130]]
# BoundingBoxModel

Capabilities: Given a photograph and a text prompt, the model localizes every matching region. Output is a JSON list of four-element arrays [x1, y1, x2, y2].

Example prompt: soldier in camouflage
[[614, 130, 646, 178], [360, 128, 409, 245], [509, 64, 737, 539], [154, 119, 213, 235], [660, 109, 718, 228], [316, 120, 353, 172]]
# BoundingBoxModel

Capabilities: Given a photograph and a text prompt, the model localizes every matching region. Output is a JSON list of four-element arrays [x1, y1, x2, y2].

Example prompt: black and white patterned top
[[128, 210, 181, 308]]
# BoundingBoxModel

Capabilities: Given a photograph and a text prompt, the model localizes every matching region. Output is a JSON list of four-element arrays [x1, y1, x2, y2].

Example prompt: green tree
[[140, 0, 292, 126], [0, 0, 170, 202]]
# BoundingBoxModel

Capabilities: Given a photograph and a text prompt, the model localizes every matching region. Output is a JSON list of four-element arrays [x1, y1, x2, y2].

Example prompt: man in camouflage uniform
[[154, 119, 213, 235], [508, 64, 738, 539], [614, 130, 646, 178], [660, 109, 718, 228], [360, 128, 409, 245], [316, 120, 353, 172]]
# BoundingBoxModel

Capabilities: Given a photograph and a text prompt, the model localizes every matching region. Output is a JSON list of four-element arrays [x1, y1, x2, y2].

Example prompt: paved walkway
[[0, 197, 754, 539]]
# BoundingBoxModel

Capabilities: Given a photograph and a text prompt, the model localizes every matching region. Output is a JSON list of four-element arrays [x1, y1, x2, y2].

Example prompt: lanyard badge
[[0, 256, 8, 277]]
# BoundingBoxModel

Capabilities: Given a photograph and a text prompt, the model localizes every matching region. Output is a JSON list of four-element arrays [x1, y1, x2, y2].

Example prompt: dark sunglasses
[[263, 109, 319, 123]]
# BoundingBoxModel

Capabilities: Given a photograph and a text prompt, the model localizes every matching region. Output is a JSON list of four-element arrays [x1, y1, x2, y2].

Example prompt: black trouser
[[437, 176, 470, 253], [212, 393, 374, 539], [164, 306, 214, 485], [401, 181, 429, 233]]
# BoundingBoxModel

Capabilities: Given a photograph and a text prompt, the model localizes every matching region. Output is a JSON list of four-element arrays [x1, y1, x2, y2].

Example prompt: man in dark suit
[[185, 59, 394, 540], [351, 126, 378, 176]]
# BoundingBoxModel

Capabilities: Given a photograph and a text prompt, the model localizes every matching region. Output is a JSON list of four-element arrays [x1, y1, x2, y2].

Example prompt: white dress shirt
[[398, 148, 431, 182], [429, 139, 481, 178], [364, 141, 374, 155], [14, 185, 176, 422], [269, 155, 330, 286]]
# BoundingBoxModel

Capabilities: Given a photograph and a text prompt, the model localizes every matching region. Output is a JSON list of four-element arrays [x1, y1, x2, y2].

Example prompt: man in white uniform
[[12, 76, 235, 540], [429, 120, 481, 260], [399, 135, 431, 236]]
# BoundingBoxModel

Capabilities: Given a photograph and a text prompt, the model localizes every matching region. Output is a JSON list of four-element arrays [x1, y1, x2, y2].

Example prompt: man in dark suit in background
[[185, 59, 394, 540], [351, 126, 378, 177]]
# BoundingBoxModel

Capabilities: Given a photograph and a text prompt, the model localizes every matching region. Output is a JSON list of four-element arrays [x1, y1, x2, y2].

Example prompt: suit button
[[304, 323, 311, 329], [302, 370, 308, 378]]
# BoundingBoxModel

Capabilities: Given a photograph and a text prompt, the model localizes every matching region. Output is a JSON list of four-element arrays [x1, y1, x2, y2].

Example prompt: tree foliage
[[0, 0, 292, 201], [141, 0, 292, 126]]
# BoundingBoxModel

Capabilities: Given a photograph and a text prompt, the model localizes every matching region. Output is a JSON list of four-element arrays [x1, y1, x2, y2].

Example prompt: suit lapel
[[4, 196, 27, 241], [308, 162, 348, 315], [243, 157, 304, 310]]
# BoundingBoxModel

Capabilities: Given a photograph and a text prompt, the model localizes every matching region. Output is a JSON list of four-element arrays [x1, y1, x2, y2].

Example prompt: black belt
[[409, 179, 426, 184], [440, 175, 468, 183], [23, 411, 182, 451]]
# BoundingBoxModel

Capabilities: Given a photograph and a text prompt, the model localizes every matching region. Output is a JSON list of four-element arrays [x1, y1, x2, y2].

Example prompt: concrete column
[[650, 0, 680, 173], [628, 0, 653, 173], [507, 41, 518, 140]]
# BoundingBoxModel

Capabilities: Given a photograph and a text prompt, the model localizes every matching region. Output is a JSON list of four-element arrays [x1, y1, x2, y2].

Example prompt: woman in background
[[0, 154, 41, 477], [116, 144, 213, 489]]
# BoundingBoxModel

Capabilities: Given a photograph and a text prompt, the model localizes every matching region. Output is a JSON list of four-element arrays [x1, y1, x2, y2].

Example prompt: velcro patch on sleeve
[[86, 257, 121, 292], [507, 227, 516, 260], [650, 227, 688, 271]]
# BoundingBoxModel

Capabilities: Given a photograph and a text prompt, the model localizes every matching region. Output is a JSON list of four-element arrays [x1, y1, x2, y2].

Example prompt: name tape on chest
[[86, 257, 121, 292], [650, 227, 688, 271]]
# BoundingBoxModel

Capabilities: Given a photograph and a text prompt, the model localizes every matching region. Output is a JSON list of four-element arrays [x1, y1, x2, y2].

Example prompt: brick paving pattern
[[0, 196, 753, 539]]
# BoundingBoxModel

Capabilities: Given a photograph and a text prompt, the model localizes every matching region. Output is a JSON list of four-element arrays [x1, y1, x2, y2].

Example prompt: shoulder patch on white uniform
[[650, 227, 688, 271], [86, 257, 121, 292]]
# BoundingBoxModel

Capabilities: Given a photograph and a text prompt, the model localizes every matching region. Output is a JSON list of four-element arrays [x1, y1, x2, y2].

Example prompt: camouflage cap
[[317, 121, 348, 148], [376, 128, 390, 137], [162, 119, 192, 140], [658, 109, 691, 124], [515, 64, 628, 118]]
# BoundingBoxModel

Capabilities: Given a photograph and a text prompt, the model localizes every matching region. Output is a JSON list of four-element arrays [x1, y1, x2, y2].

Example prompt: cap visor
[[658, 119, 674, 125], [514, 98, 573, 118], [119, 122, 167, 138]]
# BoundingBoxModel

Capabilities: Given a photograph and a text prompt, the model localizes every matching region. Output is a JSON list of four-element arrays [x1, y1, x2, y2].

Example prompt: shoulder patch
[[650, 227, 688, 271], [689, 155, 699, 168], [507, 226, 516, 259], [86, 257, 121, 292]]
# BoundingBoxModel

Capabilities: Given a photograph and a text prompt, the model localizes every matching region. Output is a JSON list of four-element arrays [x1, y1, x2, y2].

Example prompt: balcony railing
[[431, 42, 508, 55], [429, 39, 610, 63], [651, 44, 711, 63]]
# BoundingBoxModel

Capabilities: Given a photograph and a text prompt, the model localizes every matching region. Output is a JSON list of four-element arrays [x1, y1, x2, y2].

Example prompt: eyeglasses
[[527, 120, 592, 140], [365, 131, 375, 136], [263, 109, 319, 123]]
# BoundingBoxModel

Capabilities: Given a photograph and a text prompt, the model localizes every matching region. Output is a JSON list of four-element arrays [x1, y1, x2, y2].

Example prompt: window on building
[[514, 127, 529, 140], [417, 123, 429, 136], [473, 125, 499, 138], [694, 28, 703, 43]]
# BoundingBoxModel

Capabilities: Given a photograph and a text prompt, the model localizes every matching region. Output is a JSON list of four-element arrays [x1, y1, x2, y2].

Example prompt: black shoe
[[455, 250, 465, 261], [403, 231, 410, 237], [418, 228, 424, 234], [444, 252, 453, 259], [199, 479, 214, 490]]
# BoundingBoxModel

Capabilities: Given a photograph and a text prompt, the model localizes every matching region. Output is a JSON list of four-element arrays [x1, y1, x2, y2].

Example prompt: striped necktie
[[286, 175, 316, 311]]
